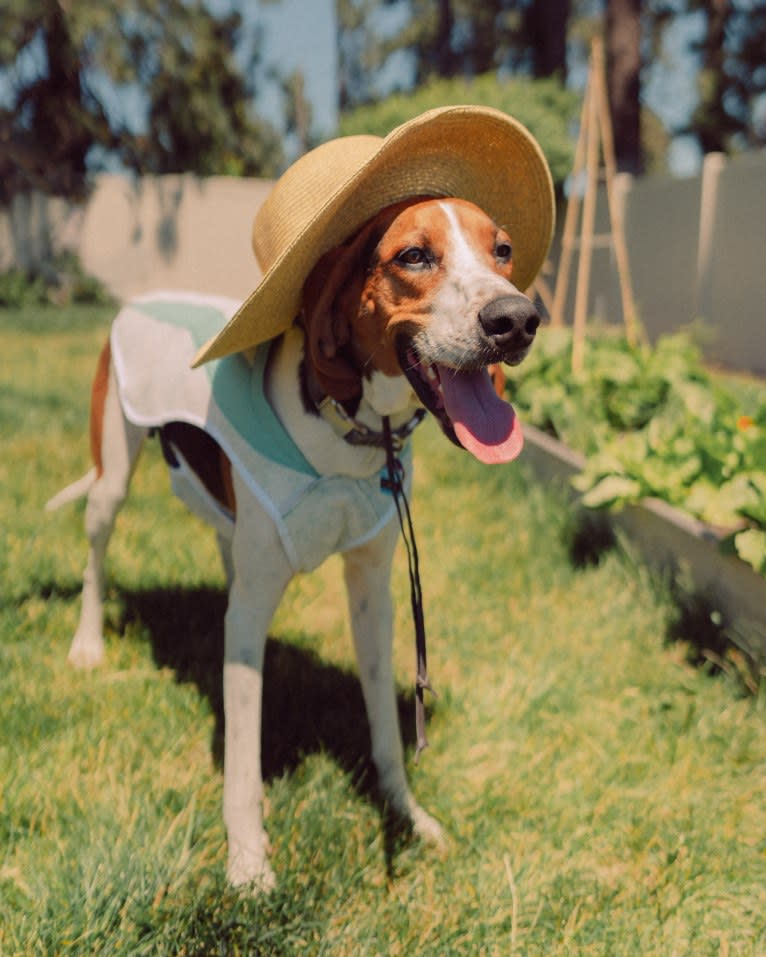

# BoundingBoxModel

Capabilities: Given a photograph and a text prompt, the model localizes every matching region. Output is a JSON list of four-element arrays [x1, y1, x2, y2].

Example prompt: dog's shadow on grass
[[120, 585, 420, 866]]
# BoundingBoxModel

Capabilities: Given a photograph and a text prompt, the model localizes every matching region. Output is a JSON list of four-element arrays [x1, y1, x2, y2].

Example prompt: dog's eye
[[495, 242, 512, 262], [397, 247, 431, 268]]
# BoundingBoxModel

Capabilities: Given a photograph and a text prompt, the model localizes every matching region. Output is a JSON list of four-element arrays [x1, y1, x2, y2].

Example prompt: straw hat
[[194, 104, 555, 365]]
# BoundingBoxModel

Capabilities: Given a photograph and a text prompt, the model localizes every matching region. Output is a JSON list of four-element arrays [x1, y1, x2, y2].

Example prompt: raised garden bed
[[522, 423, 766, 663]]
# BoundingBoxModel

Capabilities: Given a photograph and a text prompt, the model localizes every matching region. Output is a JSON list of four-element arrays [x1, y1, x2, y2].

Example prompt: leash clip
[[380, 454, 405, 495]]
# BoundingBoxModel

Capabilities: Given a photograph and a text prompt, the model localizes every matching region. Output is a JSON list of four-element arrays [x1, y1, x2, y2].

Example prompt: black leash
[[382, 417, 435, 762]]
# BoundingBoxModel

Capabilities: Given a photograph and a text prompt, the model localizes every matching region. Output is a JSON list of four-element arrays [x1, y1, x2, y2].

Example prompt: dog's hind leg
[[68, 347, 147, 668], [343, 523, 446, 849]]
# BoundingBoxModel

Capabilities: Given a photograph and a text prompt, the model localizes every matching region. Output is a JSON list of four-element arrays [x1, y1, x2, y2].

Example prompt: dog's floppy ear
[[301, 214, 390, 403]]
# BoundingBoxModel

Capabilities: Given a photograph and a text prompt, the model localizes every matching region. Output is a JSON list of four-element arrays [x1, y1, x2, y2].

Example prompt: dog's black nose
[[478, 295, 540, 347]]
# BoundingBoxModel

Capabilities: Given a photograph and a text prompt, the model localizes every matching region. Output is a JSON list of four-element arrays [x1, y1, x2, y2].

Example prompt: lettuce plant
[[507, 328, 766, 575]]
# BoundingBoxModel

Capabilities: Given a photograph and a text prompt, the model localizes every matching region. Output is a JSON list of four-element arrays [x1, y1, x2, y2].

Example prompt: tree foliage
[[119, 2, 283, 177], [340, 0, 766, 172], [3, 0, 764, 210], [385, 0, 528, 82], [687, 0, 766, 152], [645, 0, 766, 154], [0, 0, 112, 201], [338, 1, 643, 174], [339, 0, 570, 105], [606, 0, 643, 173], [0, 0, 283, 204], [339, 72, 579, 186], [337, 0, 390, 110]]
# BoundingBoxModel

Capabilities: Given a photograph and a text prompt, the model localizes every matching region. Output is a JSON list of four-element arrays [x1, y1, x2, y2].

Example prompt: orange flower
[[737, 415, 755, 431]]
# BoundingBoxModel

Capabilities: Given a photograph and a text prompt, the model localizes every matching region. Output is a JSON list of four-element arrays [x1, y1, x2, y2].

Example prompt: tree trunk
[[435, 0, 458, 77], [605, 0, 643, 174], [695, 0, 731, 153], [525, 0, 570, 80]]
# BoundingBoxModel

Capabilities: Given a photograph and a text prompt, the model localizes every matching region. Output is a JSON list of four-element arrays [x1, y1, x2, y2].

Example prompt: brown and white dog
[[49, 197, 540, 891]]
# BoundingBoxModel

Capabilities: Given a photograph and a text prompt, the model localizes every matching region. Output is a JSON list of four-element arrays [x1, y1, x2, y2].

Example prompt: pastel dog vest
[[110, 292, 409, 572]]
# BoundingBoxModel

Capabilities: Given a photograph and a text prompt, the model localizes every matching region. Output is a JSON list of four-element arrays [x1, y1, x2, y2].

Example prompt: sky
[[248, 0, 339, 146]]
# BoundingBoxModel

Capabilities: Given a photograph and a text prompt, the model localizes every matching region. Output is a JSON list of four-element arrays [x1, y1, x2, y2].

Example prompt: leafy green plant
[[0, 252, 114, 308], [0, 267, 48, 307], [507, 327, 766, 575], [340, 74, 578, 187]]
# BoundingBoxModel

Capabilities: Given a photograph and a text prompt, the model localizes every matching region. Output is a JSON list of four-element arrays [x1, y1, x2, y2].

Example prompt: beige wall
[[548, 150, 766, 375], [78, 174, 272, 300], [2, 152, 765, 373], [625, 173, 701, 340], [703, 152, 766, 372]]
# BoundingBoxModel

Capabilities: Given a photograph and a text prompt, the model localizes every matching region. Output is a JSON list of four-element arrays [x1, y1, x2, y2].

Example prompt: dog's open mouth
[[396, 340, 524, 464]]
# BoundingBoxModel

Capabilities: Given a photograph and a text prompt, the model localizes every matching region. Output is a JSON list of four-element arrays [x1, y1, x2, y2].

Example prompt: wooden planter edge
[[522, 424, 766, 661]]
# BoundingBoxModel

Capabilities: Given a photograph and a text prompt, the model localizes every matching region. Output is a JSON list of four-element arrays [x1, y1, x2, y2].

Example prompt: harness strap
[[382, 416, 435, 762]]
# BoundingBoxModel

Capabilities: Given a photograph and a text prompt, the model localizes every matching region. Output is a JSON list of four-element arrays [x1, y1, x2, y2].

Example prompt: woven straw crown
[[194, 104, 555, 365]]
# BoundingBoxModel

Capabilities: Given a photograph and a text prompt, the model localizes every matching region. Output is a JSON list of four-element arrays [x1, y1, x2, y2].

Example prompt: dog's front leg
[[343, 523, 445, 848], [223, 499, 292, 892]]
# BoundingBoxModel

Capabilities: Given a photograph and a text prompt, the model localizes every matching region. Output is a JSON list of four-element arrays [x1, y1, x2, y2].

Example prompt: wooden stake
[[571, 69, 600, 374], [550, 75, 590, 329], [551, 37, 641, 372], [591, 38, 639, 347]]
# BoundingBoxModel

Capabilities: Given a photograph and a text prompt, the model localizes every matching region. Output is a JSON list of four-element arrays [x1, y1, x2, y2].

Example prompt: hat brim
[[194, 105, 555, 366]]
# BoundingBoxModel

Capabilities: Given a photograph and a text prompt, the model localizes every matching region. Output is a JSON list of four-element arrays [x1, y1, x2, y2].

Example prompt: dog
[[48, 195, 541, 891]]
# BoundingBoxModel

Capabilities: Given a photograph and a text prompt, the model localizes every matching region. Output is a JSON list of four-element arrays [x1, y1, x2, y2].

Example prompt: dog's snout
[[478, 295, 540, 346]]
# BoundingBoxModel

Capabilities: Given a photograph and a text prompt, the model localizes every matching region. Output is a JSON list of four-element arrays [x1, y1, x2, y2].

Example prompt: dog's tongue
[[438, 366, 524, 464]]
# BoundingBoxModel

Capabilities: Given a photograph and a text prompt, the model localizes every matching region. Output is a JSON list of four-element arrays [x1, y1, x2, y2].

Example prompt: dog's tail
[[45, 468, 98, 512]]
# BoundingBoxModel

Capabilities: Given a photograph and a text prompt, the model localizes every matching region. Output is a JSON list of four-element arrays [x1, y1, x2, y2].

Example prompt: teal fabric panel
[[136, 299, 318, 477]]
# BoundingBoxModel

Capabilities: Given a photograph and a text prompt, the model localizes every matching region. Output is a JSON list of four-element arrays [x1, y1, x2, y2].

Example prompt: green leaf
[[685, 479, 746, 528], [735, 473, 766, 525], [579, 475, 643, 509], [675, 380, 716, 424], [733, 528, 766, 575]]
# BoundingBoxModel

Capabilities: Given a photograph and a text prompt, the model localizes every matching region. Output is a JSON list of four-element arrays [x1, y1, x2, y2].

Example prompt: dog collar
[[296, 322, 426, 451], [316, 393, 426, 451]]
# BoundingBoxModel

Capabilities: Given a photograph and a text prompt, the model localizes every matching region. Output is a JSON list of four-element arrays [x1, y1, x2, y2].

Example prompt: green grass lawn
[[1, 305, 765, 956]]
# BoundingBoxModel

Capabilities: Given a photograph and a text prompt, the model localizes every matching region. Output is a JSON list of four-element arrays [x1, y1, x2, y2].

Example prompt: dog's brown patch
[[160, 422, 236, 516], [90, 339, 112, 478], [219, 447, 236, 514]]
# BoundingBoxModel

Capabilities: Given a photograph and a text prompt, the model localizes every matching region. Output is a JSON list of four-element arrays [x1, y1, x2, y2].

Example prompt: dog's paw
[[410, 804, 449, 852], [227, 844, 276, 894], [67, 634, 106, 669]]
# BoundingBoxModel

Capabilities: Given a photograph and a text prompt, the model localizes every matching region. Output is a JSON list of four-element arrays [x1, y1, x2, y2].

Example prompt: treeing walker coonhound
[[49, 196, 540, 891]]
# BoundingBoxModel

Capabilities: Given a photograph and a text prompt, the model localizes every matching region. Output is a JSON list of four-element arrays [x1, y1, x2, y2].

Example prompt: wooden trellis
[[550, 37, 639, 373]]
